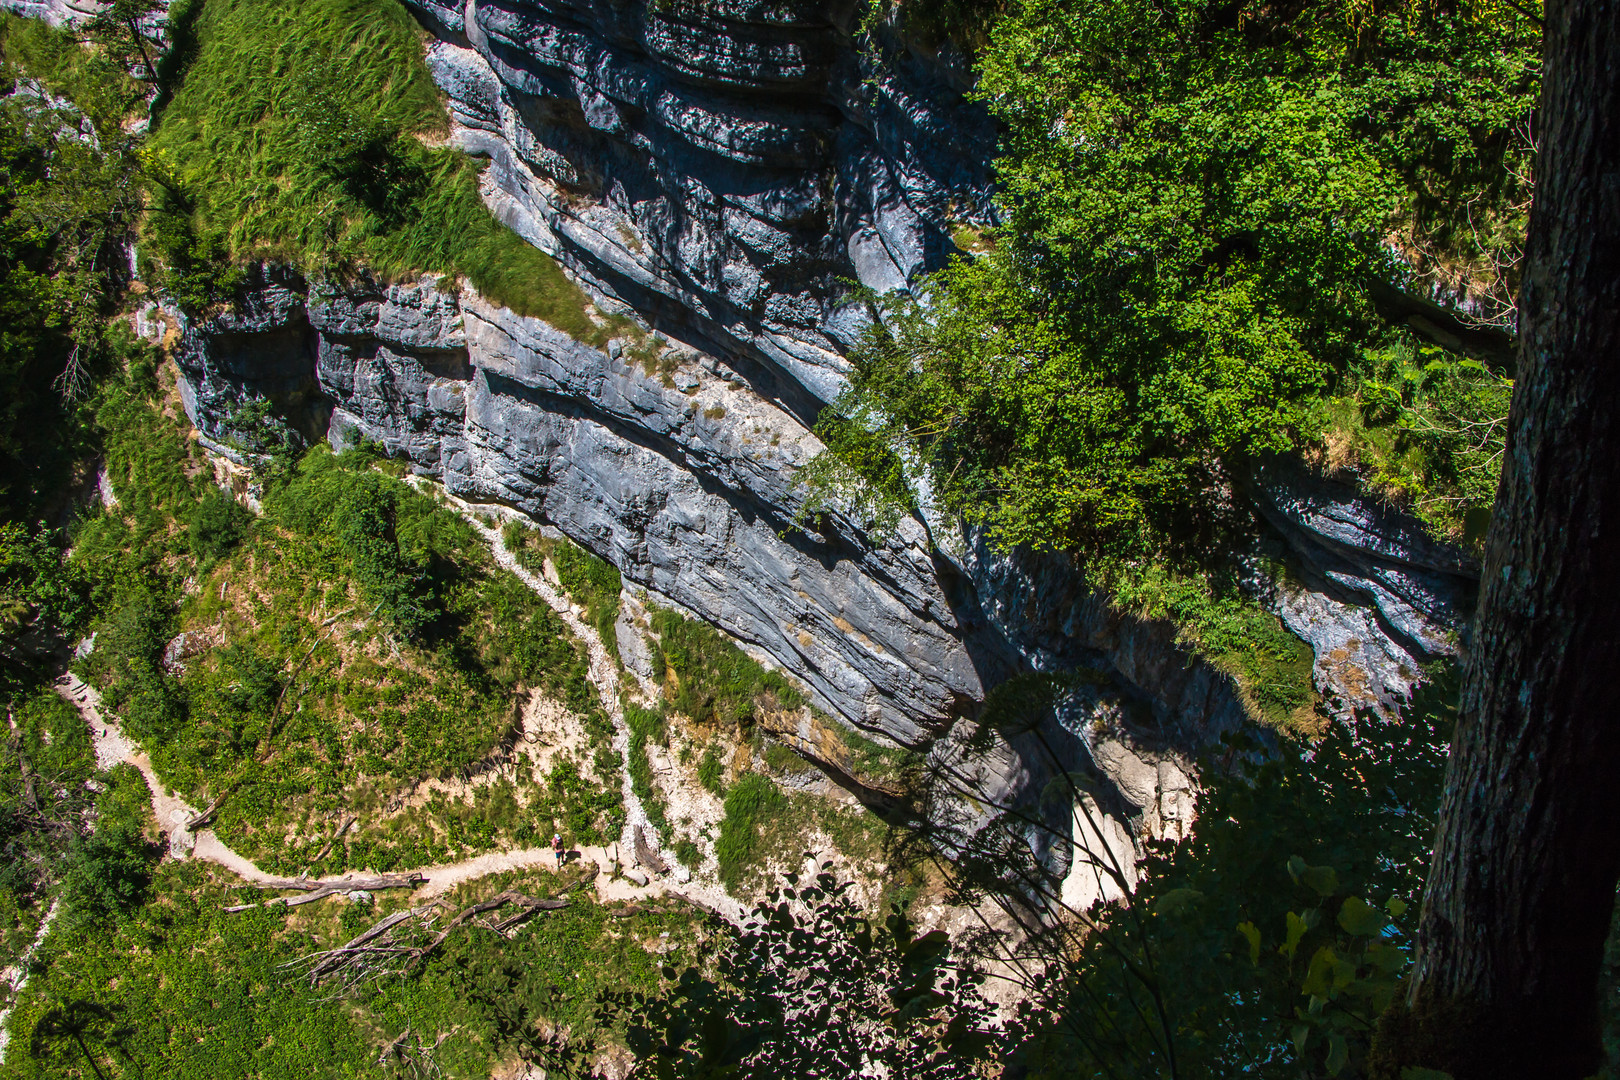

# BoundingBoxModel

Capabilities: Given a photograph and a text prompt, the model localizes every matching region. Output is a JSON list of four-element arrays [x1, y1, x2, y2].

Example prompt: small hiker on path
[[552, 832, 565, 868]]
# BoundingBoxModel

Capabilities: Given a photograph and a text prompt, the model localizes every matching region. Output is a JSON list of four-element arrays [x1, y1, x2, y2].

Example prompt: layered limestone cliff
[[119, 1, 1475, 895], [404, 0, 994, 412]]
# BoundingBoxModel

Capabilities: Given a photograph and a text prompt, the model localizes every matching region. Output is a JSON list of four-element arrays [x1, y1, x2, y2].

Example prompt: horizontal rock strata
[[122, 0, 1478, 887]]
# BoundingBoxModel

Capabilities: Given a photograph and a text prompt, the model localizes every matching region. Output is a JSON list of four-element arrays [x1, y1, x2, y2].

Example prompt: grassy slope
[[149, 0, 630, 341], [0, 358, 675, 1075], [69, 360, 623, 874]]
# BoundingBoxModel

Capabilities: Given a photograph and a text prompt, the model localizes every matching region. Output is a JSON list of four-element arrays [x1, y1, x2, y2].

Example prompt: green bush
[[186, 485, 252, 563], [715, 773, 785, 891], [333, 471, 432, 636], [61, 820, 158, 922], [1313, 343, 1513, 546]]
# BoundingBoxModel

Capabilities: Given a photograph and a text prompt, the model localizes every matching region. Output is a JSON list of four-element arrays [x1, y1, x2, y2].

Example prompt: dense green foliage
[[820, 0, 1537, 558], [5, 861, 695, 1079], [1310, 341, 1510, 543], [0, 17, 145, 521]]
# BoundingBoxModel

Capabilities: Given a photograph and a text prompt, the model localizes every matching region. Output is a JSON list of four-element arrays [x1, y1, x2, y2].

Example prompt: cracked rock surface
[[149, 0, 1480, 859]]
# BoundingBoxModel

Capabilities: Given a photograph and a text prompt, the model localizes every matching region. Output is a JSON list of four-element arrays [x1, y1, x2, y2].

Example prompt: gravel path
[[444, 495, 741, 919]]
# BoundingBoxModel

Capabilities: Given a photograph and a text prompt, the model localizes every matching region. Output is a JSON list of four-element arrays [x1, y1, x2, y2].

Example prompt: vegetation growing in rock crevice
[[648, 607, 805, 733]]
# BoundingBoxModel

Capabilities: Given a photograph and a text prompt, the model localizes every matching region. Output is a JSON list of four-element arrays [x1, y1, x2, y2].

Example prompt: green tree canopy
[[820, 0, 1539, 556]]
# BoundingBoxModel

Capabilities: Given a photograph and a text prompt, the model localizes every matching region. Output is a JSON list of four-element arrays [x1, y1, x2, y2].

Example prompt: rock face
[[149, 0, 1478, 900], [0, 0, 113, 25], [403, 0, 995, 411], [1252, 457, 1479, 718]]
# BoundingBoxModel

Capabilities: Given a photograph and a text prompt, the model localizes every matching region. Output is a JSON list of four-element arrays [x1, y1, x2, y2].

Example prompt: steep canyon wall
[[13, 0, 1479, 880]]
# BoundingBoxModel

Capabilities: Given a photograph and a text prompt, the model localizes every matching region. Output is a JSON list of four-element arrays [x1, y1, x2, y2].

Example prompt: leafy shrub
[[1313, 343, 1513, 546], [715, 773, 785, 891], [333, 471, 431, 636], [186, 485, 251, 563], [62, 820, 158, 921], [672, 838, 702, 871]]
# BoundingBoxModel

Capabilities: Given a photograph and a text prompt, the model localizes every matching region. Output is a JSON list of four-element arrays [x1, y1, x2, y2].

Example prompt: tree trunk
[[1378, 2, 1620, 1076]]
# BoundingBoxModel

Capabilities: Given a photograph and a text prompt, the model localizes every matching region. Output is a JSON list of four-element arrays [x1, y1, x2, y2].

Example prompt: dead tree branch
[[277, 891, 568, 994]]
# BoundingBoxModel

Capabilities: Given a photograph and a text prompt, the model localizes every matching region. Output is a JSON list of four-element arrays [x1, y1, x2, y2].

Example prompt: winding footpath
[[0, 488, 754, 1058], [40, 494, 741, 913]]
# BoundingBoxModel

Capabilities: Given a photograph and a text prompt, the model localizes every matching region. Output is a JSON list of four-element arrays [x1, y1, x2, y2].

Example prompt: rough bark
[[1379, 2, 1620, 1075]]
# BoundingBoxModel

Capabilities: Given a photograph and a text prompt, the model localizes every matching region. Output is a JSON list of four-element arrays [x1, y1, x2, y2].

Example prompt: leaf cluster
[[814, 0, 1538, 558]]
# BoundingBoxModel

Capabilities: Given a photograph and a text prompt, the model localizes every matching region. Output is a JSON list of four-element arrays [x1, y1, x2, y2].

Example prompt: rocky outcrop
[[1252, 457, 1478, 718], [150, 0, 1480, 897], [165, 257, 1480, 874], [0, 0, 113, 25], [171, 268, 992, 742], [403, 0, 995, 413]]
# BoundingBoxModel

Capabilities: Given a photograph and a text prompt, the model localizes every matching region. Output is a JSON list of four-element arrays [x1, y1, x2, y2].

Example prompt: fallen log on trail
[[186, 791, 227, 831], [227, 873, 426, 911], [250, 873, 424, 892], [406, 890, 568, 971], [633, 825, 668, 875], [309, 816, 355, 863]]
